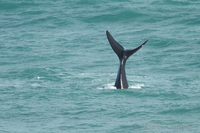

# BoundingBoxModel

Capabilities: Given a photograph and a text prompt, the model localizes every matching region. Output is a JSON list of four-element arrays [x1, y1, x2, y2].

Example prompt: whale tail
[[106, 30, 148, 89], [106, 30, 148, 59]]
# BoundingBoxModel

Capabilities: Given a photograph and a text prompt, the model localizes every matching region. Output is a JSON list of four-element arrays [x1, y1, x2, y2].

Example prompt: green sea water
[[0, 0, 200, 132]]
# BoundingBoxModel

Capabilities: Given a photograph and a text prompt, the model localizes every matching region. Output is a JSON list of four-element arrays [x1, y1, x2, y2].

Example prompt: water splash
[[97, 83, 116, 90], [129, 84, 144, 89], [97, 83, 144, 89]]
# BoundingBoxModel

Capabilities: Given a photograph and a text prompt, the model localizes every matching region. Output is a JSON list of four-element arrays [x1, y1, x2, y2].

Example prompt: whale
[[106, 31, 148, 89]]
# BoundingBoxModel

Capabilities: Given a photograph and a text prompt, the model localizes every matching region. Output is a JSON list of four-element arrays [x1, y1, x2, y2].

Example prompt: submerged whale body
[[106, 31, 148, 89]]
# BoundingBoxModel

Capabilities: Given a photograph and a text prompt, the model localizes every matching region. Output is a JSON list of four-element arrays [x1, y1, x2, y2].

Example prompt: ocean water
[[0, 0, 200, 132]]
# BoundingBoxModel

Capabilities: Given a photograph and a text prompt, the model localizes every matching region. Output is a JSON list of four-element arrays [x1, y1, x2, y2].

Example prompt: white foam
[[97, 83, 116, 90], [129, 84, 144, 89], [97, 83, 145, 90], [36, 76, 44, 80]]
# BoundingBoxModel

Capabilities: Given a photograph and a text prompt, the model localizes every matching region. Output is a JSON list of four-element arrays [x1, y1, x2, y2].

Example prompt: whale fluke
[[106, 31, 124, 58], [106, 30, 148, 89]]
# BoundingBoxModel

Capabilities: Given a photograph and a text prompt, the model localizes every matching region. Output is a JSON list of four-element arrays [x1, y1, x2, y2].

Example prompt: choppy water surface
[[0, 0, 200, 132]]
